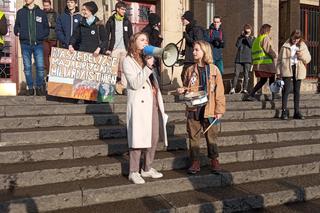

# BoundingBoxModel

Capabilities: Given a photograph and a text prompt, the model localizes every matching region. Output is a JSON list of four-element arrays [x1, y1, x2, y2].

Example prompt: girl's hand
[[93, 48, 101, 57], [214, 114, 222, 119], [68, 45, 75, 53], [176, 87, 186, 94]]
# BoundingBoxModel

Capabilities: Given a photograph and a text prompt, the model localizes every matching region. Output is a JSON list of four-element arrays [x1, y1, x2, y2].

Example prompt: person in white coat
[[123, 32, 168, 184]]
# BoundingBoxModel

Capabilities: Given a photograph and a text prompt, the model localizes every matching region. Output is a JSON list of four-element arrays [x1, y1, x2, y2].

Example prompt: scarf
[[115, 13, 124, 21]]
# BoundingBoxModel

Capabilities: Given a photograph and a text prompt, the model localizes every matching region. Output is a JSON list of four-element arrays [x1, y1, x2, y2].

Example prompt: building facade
[[0, 0, 319, 93]]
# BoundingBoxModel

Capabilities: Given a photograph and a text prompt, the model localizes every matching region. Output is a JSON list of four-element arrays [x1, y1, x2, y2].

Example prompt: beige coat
[[183, 64, 226, 118], [252, 35, 278, 74], [123, 56, 168, 149], [276, 40, 311, 80]]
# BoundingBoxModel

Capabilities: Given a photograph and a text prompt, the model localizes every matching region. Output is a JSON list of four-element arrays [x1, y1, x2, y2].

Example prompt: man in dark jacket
[[230, 24, 254, 94], [206, 16, 225, 75], [42, 0, 57, 78], [14, 0, 49, 96], [56, 0, 82, 49], [181, 11, 204, 82], [0, 10, 8, 59], [142, 13, 163, 78], [142, 13, 163, 47], [105, 1, 133, 94]]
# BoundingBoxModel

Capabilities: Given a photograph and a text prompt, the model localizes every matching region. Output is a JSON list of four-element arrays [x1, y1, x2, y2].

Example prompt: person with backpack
[[206, 16, 225, 75], [180, 11, 204, 82]]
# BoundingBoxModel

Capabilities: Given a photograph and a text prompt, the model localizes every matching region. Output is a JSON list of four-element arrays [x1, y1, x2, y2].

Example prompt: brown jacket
[[276, 40, 311, 80], [183, 64, 226, 118], [252, 35, 278, 74]]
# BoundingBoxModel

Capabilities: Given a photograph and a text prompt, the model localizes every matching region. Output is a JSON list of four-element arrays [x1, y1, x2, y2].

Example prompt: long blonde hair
[[193, 40, 213, 65], [127, 32, 149, 67]]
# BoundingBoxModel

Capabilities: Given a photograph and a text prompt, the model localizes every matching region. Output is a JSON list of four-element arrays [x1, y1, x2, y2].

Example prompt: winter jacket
[[183, 20, 204, 64], [206, 24, 225, 61], [183, 64, 226, 117], [69, 17, 107, 54], [252, 35, 277, 76], [234, 35, 254, 64], [56, 7, 82, 48], [45, 9, 57, 40], [277, 40, 311, 80], [14, 5, 49, 45], [105, 14, 133, 51], [142, 24, 163, 47]]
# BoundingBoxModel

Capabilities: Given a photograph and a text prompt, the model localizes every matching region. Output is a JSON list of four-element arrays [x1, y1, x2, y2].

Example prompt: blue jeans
[[21, 43, 45, 88], [214, 59, 224, 75]]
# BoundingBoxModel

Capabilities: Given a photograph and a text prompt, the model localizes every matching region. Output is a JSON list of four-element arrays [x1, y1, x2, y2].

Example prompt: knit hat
[[148, 13, 160, 26], [182, 11, 193, 23], [83, 1, 98, 15]]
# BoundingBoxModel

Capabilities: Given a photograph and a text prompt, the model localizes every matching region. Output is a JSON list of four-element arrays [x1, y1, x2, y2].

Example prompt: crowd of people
[[1, 0, 311, 184]]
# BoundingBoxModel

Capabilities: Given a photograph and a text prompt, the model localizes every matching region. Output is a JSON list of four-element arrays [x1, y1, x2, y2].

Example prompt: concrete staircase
[[0, 93, 319, 213]]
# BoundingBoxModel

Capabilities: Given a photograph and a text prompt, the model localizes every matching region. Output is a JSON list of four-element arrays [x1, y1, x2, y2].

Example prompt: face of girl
[[82, 6, 92, 18], [292, 38, 301, 45], [193, 43, 204, 62], [135, 34, 149, 51]]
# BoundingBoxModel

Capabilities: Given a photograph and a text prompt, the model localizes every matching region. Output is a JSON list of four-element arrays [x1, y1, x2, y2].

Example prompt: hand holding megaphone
[[143, 43, 179, 67]]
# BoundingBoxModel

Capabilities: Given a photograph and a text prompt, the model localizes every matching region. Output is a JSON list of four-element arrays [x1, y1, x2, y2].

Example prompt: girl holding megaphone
[[176, 40, 226, 174], [123, 32, 168, 184]]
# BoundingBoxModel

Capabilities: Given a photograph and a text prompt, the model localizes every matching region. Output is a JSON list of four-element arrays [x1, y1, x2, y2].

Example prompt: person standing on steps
[[176, 40, 226, 175], [42, 0, 57, 83], [123, 32, 168, 184], [56, 0, 82, 49], [206, 16, 225, 75], [277, 29, 311, 120], [180, 10, 204, 83], [243, 24, 277, 101], [105, 1, 133, 95], [230, 24, 254, 95], [14, 0, 49, 96]]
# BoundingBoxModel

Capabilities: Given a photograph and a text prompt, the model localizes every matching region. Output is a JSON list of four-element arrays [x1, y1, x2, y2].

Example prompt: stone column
[[160, 0, 189, 89], [287, 0, 300, 34]]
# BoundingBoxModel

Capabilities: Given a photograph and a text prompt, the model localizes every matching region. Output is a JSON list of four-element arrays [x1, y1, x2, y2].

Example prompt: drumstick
[[203, 118, 218, 134]]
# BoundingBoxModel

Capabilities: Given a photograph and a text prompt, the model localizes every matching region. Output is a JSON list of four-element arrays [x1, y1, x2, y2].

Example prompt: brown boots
[[187, 159, 222, 174]]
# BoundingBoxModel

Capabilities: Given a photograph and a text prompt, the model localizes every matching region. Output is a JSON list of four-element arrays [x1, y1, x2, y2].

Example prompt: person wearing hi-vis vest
[[243, 24, 278, 101], [0, 10, 8, 59]]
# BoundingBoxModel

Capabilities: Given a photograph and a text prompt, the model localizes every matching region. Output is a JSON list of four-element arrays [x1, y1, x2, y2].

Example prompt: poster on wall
[[47, 47, 118, 102]]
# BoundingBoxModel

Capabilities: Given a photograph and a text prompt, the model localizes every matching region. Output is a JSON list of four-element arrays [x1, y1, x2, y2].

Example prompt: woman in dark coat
[[69, 1, 107, 56]]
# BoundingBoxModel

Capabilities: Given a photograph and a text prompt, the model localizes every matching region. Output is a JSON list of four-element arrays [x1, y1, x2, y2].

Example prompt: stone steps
[[44, 174, 320, 213], [0, 107, 320, 130], [1, 117, 319, 146], [0, 93, 318, 106], [0, 99, 319, 117], [0, 125, 319, 163], [1, 140, 320, 190], [1, 156, 320, 212], [0, 94, 319, 212]]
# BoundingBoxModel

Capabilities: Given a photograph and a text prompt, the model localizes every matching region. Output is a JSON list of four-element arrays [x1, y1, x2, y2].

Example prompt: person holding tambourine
[[176, 40, 226, 174]]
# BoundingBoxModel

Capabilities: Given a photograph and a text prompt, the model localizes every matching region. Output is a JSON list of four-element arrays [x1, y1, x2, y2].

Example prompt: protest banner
[[48, 47, 119, 102]]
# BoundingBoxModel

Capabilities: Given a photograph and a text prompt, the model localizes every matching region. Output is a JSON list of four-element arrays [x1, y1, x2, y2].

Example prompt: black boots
[[27, 88, 34, 96], [280, 109, 289, 120], [281, 109, 305, 120], [293, 111, 305, 120]]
